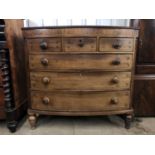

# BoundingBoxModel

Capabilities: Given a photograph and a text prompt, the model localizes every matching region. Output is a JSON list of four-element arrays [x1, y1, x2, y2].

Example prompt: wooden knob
[[112, 59, 121, 65], [110, 97, 118, 104], [41, 58, 48, 66], [112, 40, 122, 49], [42, 77, 50, 84], [42, 96, 50, 105], [111, 76, 119, 84], [40, 41, 48, 50], [78, 39, 84, 47]]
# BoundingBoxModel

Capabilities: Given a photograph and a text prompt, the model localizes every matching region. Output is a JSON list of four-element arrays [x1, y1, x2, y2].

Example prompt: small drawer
[[26, 38, 61, 52], [63, 37, 96, 52], [30, 72, 131, 91], [31, 91, 130, 111], [29, 53, 133, 71], [99, 38, 133, 52]]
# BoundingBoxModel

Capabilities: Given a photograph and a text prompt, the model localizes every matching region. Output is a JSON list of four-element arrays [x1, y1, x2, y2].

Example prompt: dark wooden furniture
[[131, 19, 155, 116], [22, 26, 138, 129], [0, 19, 27, 132], [0, 19, 6, 119]]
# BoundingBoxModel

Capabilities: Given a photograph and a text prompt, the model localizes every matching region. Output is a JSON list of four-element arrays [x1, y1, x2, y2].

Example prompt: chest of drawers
[[22, 26, 138, 129]]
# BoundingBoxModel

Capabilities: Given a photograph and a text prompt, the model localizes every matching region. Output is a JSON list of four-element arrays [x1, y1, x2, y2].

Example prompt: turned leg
[[7, 121, 17, 133], [28, 113, 37, 129], [124, 114, 132, 129]]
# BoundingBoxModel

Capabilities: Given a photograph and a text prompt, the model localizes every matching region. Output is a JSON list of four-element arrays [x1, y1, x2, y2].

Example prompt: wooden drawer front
[[27, 38, 61, 52], [63, 28, 137, 37], [97, 29, 136, 37], [0, 88, 4, 107], [30, 72, 131, 91], [63, 37, 96, 52], [63, 28, 97, 36], [23, 29, 62, 38], [99, 38, 133, 52], [23, 28, 138, 38], [29, 54, 133, 71], [31, 91, 130, 111]]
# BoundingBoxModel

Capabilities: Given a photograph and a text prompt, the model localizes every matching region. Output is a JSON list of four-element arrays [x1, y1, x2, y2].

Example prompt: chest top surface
[[22, 26, 139, 38]]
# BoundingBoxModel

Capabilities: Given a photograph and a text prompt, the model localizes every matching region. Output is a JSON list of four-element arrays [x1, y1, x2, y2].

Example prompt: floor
[[0, 116, 155, 135]]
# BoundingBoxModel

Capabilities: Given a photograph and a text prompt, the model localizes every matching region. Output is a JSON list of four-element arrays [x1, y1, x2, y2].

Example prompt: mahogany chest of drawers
[[22, 26, 138, 129]]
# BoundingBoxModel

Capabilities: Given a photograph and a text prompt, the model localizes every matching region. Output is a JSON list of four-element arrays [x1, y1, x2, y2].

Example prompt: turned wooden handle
[[112, 59, 121, 65], [78, 39, 84, 47], [112, 40, 122, 49], [41, 58, 49, 66], [40, 41, 48, 50], [42, 77, 50, 84], [110, 97, 118, 104], [111, 76, 119, 84], [42, 96, 50, 105]]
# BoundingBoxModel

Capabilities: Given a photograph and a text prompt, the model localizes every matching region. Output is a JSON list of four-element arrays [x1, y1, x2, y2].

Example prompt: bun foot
[[28, 114, 37, 129]]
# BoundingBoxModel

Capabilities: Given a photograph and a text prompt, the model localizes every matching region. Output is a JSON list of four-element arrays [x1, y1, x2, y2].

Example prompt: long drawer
[[31, 91, 130, 111], [30, 71, 131, 91], [63, 28, 137, 37], [23, 28, 137, 38], [29, 53, 133, 71]]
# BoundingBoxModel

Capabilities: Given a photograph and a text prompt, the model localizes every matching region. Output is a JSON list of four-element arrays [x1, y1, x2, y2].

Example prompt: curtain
[[24, 19, 130, 27]]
